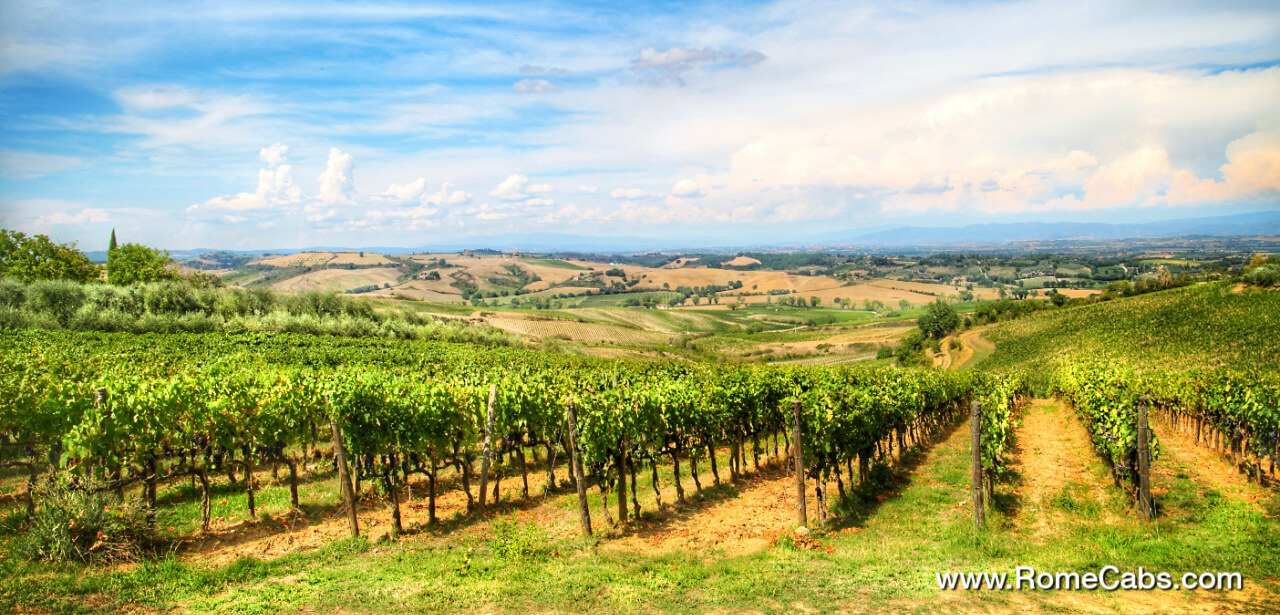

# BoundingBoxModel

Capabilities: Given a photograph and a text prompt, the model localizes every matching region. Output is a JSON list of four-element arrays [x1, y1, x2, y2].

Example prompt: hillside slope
[[979, 282, 1280, 378]]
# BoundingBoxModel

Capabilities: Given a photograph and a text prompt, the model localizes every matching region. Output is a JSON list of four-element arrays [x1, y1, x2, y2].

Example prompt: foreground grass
[[5, 410, 1277, 614]]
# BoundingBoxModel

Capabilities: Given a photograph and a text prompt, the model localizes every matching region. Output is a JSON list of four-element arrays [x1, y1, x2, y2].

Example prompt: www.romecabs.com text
[[937, 567, 1243, 591]]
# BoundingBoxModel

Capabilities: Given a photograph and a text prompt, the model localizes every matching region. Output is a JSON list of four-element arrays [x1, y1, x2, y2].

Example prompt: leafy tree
[[809, 296, 820, 307], [1245, 253, 1278, 272], [917, 298, 959, 339], [108, 243, 176, 286], [1050, 291, 1067, 307], [895, 330, 926, 365], [0, 230, 100, 283]]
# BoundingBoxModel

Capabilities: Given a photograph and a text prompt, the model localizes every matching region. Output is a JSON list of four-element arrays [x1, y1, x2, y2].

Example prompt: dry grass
[[256, 252, 336, 268], [486, 314, 669, 345], [270, 267, 402, 293]]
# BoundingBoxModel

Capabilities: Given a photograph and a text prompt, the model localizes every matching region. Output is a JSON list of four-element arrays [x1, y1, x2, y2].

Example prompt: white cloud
[[512, 78, 557, 93], [382, 177, 428, 203], [188, 143, 302, 212], [671, 179, 703, 197], [259, 142, 290, 167], [610, 187, 651, 200], [379, 179, 472, 207], [37, 208, 111, 225], [490, 174, 531, 200], [8, 1, 1280, 246], [489, 174, 550, 202], [317, 148, 355, 204], [113, 85, 195, 111], [1038, 130, 1280, 211], [633, 47, 724, 70], [426, 182, 472, 206], [519, 65, 569, 76]]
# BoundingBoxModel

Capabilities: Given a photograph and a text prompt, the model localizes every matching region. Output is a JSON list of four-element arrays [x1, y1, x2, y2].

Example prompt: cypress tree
[[108, 228, 117, 268]]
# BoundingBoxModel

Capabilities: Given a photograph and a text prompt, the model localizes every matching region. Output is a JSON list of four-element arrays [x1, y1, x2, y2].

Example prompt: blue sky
[[1, 0, 1278, 250]]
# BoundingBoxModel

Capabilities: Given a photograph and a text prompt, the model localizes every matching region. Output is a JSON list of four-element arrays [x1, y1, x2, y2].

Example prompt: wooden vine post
[[564, 402, 593, 536], [329, 418, 359, 538], [478, 384, 497, 509], [971, 400, 985, 530], [1137, 396, 1155, 520], [792, 398, 807, 527]]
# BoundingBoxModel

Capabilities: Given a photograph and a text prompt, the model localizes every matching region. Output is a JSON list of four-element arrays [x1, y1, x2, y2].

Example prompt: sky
[[0, 0, 1278, 251]]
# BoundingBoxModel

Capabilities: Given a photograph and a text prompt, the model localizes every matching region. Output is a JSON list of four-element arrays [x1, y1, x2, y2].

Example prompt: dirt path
[[948, 326, 993, 371], [601, 461, 802, 557], [932, 345, 952, 369], [1009, 399, 1121, 534]]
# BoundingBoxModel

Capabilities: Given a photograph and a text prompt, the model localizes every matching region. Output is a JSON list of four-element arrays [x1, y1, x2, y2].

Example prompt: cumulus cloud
[[38, 208, 111, 225], [512, 78, 557, 93], [427, 182, 473, 206], [489, 174, 552, 201], [490, 174, 530, 200], [382, 177, 428, 203], [188, 143, 302, 212], [579, 185, 598, 193], [379, 179, 472, 207], [259, 142, 290, 167], [609, 187, 651, 200], [317, 148, 355, 204], [1039, 131, 1280, 211], [670, 179, 703, 197]]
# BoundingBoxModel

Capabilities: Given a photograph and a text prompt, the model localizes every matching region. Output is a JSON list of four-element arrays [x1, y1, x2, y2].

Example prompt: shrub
[[1243, 264, 1279, 288], [246, 287, 275, 315], [134, 312, 181, 334], [177, 311, 223, 333], [0, 305, 36, 329], [25, 279, 86, 325], [0, 277, 25, 308], [214, 288, 250, 318], [71, 305, 135, 332], [142, 281, 197, 315], [85, 282, 143, 316], [12, 474, 156, 564]]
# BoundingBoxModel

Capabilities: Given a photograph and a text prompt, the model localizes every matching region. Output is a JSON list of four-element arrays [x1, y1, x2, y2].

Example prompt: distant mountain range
[[832, 211, 1280, 247], [87, 210, 1280, 262]]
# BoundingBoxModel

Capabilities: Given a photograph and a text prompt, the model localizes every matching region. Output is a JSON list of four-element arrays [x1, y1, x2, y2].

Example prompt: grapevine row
[[1, 329, 986, 533]]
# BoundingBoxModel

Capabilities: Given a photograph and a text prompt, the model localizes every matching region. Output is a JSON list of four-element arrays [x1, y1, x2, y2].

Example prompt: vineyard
[[1, 329, 1011, 538], [1055, 362, 1280, 487], [3, 282, 1280, 613], [981, 281, 1280, 379]]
